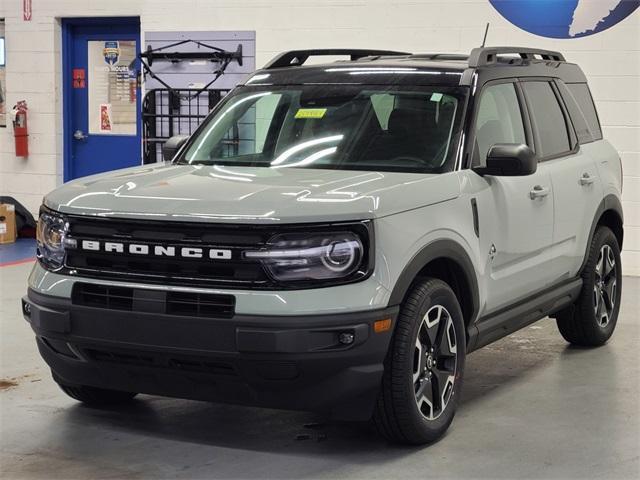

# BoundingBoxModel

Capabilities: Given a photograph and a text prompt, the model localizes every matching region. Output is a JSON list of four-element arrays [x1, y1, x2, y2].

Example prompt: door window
[[473, 83, 526, 165], [87, 40, 137, 135], [521, 81, 571, 158]]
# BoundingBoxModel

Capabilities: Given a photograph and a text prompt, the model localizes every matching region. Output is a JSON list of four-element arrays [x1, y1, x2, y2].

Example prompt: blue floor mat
[[0, 238, 36, 266]]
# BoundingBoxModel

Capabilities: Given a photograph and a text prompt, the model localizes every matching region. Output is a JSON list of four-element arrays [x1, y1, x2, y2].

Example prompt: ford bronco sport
[[24, 47, 624, 444]]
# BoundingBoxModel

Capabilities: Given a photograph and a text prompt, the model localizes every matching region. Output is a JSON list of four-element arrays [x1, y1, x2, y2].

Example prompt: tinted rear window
[[522, 81, 571, 158], [567, 83, 603, 142]]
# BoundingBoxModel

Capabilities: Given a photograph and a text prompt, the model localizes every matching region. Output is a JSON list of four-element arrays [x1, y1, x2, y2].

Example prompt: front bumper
[[23, 288, 397, 420]]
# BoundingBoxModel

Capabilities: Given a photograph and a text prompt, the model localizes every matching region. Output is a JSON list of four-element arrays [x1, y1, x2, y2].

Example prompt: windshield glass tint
[[181, 85, 466, 173]]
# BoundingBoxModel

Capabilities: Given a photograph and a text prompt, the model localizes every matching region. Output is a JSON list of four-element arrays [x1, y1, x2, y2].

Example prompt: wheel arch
[[580, 194, 624, 272], [388, 240, 480, 329]]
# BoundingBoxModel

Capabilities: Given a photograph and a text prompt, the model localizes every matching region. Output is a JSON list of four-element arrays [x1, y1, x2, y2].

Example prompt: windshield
[[180, 85, 467, 174]]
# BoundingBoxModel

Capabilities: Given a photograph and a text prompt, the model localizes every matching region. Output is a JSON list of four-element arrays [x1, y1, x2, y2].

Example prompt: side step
[[468, 278, 582, 352]]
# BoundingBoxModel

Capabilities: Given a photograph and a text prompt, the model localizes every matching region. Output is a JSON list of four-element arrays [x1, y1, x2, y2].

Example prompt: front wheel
[[373, 278, 466, 445], [556, 226, 622, 346]]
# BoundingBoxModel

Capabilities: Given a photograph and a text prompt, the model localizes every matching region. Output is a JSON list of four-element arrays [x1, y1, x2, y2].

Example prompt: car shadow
[[51, 320, 572, 458], [460, 319, 571, 406]]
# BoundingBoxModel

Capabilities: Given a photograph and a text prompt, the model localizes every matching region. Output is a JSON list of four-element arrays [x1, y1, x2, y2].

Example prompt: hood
[[44, 163, 461, 224]]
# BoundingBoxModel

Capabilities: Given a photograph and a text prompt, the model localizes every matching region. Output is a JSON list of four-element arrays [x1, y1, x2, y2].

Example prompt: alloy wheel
[[593, 244, 617, 328], [413, 305, 458, 420]]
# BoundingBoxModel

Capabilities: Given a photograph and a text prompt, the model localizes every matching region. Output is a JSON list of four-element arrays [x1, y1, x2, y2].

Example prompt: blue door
[[62, 18, 141, 181]]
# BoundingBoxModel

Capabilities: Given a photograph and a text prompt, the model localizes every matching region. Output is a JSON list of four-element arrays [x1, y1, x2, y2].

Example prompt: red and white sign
[[72, 68, 86, 89], [23, 0, 32, 21], [100, 104, 113, 132]]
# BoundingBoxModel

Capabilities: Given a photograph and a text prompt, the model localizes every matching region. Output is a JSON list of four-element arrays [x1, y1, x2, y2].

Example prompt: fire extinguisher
[[11, 100, 29, 158]]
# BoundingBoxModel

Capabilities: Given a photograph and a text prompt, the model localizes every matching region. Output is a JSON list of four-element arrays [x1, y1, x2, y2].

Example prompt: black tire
[[56, 379, 137, 406], [373, 278, 466, 445], [556, 226, 622, 347]]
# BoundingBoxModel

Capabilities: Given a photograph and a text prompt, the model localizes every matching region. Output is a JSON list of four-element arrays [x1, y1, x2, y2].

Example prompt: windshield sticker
[[430, 93, 443, 102], [295, 108, 327, 119]]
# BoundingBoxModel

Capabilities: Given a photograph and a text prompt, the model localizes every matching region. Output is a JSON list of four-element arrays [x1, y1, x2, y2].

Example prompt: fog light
[[338, 332, 355, 345], [22, 300, 31, 317]]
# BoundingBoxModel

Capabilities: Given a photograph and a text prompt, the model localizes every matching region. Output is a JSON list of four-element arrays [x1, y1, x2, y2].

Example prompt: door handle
[[73, 130, 88, 141], [529, 185, 550, 200], [579, 173, 596, 186]]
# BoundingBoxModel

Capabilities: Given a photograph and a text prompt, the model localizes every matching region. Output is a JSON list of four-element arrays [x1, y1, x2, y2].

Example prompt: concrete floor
[[1, 261, 639, 479]]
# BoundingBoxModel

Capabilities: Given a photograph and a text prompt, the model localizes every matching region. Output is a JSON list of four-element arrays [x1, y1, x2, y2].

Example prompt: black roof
[[242, 47, 587, 87]]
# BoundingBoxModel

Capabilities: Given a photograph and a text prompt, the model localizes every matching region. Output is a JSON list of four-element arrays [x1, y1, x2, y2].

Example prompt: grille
[[84, 347, 237, 376], [63, 216, 273, 288], [72, 283, 236, 318]]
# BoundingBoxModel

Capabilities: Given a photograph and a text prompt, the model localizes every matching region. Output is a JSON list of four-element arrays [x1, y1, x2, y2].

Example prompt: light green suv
[[24, 47, 624, 444]]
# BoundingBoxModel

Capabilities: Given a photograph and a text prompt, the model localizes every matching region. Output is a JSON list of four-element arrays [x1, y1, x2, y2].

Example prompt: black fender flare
[[387, 239, 480, 324], [579, 194, 624, 272]]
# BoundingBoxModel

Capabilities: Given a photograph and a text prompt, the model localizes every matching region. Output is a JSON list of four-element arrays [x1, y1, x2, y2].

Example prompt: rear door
[[520, 80, 603, 284]]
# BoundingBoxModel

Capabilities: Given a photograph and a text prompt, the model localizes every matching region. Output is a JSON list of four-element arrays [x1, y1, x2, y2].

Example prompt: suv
[[24, 47, 623, 444]]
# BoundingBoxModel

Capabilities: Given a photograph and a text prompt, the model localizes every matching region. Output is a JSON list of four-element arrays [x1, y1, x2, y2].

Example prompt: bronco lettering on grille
[[79, 240, 232, 260]]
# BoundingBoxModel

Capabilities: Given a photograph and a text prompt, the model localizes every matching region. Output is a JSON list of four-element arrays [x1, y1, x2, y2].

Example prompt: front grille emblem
[[72, 238, 233, 260]]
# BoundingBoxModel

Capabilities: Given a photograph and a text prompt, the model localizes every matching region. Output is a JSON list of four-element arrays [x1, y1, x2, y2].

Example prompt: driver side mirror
[[473, 143, 537, 176], [162, 135, 190, 161]]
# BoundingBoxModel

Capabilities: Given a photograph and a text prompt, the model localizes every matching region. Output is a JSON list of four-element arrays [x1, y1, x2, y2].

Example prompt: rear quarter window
[[556, 81, 593, 144], [566, 83, 603, 142]]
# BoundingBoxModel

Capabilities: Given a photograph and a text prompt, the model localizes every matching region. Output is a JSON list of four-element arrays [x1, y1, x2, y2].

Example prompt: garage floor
[[1, 261, 639, 479]]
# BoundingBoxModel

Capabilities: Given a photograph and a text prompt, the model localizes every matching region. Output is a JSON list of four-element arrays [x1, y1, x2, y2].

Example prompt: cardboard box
[[0, 203, 18, 244]]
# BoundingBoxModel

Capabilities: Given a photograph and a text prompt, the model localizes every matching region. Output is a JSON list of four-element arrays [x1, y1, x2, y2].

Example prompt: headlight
[[245, 231, 367, 283], [36, 210, 70, 271]]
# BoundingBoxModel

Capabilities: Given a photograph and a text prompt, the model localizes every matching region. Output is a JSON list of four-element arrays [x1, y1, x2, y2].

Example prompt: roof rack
[[263, 49, 411, 69], [468, 47, 565, 67], [409, 53, 469, 62]]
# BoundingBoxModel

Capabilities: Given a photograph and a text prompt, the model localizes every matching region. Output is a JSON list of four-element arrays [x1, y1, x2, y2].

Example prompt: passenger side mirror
[[474, 143, 537, 176], [162, 135, 190, 161]]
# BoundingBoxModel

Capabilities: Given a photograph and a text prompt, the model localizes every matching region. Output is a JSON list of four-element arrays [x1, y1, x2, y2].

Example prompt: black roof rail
[[409, 53, 469, 61], [263, 49, 411, 69], [468, 46, 565, 67]]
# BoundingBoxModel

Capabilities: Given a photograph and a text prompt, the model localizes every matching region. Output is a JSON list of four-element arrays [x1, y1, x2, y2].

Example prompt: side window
[[521, 81, 571, 158], [473, 83, 527, 165], [556, 80, 593, 144], [567, 83, 603, 141]]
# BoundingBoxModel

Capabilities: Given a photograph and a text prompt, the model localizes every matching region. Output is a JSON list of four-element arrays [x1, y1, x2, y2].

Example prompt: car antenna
[[481, 22, 490, 47]]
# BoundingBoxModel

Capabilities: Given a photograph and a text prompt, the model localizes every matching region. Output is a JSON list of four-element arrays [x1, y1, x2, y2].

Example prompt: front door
[[471, 81, 556, 314], [63, 18, 141, 181]]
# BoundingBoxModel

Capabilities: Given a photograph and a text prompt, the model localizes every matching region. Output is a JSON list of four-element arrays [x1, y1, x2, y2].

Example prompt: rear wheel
[[373, 278, 466, 444], [55, 378, 137, 406], [556, 226, 622, 346]]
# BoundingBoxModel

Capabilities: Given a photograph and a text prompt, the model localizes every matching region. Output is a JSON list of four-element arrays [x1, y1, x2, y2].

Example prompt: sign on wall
[[23, 0, 32, 21], [87, 40, 137, 135], [489, 0, 639, 38]]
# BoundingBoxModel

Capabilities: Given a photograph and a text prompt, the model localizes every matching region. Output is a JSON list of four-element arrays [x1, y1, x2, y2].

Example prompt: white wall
[[0, 0, 638, 273]]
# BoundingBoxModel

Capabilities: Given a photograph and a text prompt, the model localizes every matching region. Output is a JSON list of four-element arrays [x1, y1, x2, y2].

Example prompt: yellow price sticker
[[295, 108, 327, 119]]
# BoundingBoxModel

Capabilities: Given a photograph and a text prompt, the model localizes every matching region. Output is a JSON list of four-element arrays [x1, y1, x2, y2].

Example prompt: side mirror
[[162, 135, 189, 161], [474, 143, 537, 176]]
